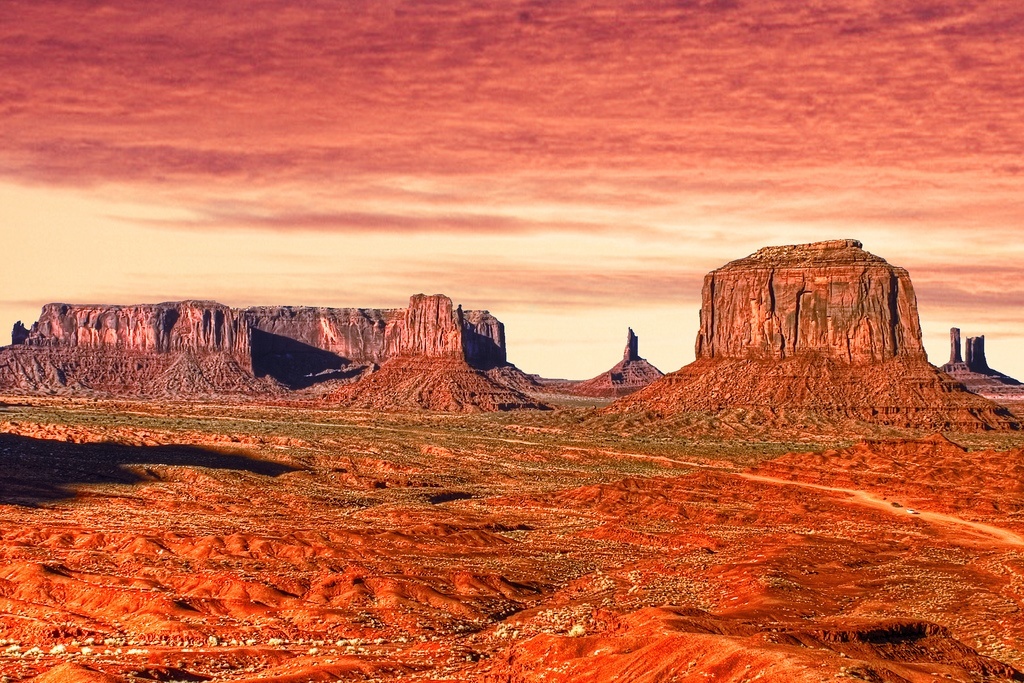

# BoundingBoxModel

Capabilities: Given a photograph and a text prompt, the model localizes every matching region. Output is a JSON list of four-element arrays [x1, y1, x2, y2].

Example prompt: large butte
[[609, 239, 1019, 432]]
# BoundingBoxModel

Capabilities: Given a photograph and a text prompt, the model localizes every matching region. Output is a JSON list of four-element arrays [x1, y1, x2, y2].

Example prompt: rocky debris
[[0, 295, 524, 409], [0, 347, 283, 398], [563, 329, 664, 398], [610, 240, 1019, 432], [31, 663, 127, 683], [485, 365, 546, 394], [941, 328, 1024, 402], [11, 321, 29, 345], [327, 357, 548, 412]]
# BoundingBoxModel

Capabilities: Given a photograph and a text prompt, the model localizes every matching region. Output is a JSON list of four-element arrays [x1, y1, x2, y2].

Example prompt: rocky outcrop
[[696, 239, 925, 364], [243, 294, 507, 387], [10, 322, 28, 346], [0, 294, 525, 408], [610, 241, 1018, 433], [941, 328, 1024, 402], [565, 328, 664, 398], [949, 327, 964, 364], [624, 327, 640, 362], [243, 294, 505, 368], [20, 300, 252, 364], [0, 301, 264, 397], [966, 335, 990, 373]]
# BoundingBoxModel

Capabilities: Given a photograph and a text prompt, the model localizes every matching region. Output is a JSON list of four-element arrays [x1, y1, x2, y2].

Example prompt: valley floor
[[0, 397, 1022, 682]]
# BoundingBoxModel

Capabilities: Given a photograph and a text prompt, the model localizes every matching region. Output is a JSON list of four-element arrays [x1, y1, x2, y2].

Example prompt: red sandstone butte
[[327, 295, 543, 412], [0, 294, 535, 410], [695, 239, 925, 363], [567, 328, 663, 398], [610, 240, 1019, 432]]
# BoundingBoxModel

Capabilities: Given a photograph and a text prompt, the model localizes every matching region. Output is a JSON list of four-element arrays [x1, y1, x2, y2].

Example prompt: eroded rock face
[[966, 335, 990, 373], [695, 239, 925, 364], [611, 240, 1018, 432], [624, 327, 640, 362], [11, 321, 28, 345], [243, 305, 400, 366], [400, 294, 464, 358], [12, 296, 503, 365], [1, 294, 515, 403], [22, 301, 250, 362]]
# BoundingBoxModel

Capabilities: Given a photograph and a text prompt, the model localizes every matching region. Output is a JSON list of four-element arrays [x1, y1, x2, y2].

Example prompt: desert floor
[[0, 397, 1022, 682]]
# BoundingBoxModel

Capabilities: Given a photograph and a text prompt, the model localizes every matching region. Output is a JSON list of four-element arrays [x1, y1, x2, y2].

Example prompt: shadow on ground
[[0, 433, 299, 506]]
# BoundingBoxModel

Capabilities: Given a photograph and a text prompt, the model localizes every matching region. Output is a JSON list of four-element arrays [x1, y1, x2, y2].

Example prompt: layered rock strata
[[941, 328, 1024, 401], [0, 294, 523, 407], [610, 240, 1018, 432], [0, 301, 268, 397], [567, 328, 664, 398], [695, 239, 924, 363]]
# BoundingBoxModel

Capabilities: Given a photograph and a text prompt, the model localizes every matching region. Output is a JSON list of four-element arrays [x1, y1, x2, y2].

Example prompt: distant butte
[[564, 328, 664, 398], [608, 239, 1019, 432], [941, 327, 1024, 402], [0, 294, 542, 411]]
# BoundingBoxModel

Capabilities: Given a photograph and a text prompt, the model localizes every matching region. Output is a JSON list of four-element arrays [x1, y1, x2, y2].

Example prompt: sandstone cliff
[[609, 240, 1018, 433], [242, 294, 506, 370], [0, 294, 521, 407], [695, 240, 925, 363], [1, 300, 263, 397], [22, 301, 251, 363]]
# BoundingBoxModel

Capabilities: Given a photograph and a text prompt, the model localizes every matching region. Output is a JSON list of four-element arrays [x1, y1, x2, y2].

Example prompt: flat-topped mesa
[[696, 239, 925, 364], [1, 294, 513, 399], [22, 301, 250, 360], [608, 240, 1018, 432], [17, 295, 506, 368]]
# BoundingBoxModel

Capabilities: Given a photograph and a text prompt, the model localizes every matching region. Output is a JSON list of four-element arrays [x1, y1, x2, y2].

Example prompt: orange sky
[[2, 0, 1023, 379]]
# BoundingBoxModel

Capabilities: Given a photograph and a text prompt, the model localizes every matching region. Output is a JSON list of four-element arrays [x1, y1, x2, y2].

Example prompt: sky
[[2, 0, 1023, 380]]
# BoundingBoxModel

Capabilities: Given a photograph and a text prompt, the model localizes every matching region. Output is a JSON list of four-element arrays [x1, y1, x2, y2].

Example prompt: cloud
[[118, 206, 648, 236], [3, 0, 1024, 189]]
